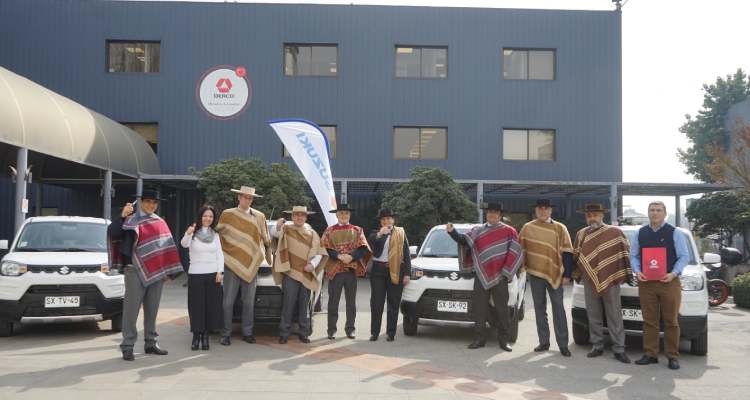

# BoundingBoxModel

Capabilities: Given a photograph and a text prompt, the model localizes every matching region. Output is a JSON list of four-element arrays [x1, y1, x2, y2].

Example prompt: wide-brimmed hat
[[329, 204, 355, 213], [377, 208, 396, 219], [136, 189, 166, 201], [577, 203, 609, 213], [230, 186, 263, 198], [284, 206, 315, 215], [534, 199, 555, 208], [481, 202, 505, 212]]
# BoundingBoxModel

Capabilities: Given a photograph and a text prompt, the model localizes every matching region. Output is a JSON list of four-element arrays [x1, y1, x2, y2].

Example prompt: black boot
[[467, 339, 486, 349], [144, 343, 168, 355], [201, 333, 209, 350], [191, 334, 200, 351], [122, 349, 135, 361]]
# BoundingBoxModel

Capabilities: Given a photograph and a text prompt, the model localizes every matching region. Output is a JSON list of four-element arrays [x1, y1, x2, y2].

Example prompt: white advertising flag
[[268, 119, 338, 226]]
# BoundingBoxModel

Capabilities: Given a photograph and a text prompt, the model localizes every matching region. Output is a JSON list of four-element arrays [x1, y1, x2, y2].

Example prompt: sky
[[134, 0, 750, 216]]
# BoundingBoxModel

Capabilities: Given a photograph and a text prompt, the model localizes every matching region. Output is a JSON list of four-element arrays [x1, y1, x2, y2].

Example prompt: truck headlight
[[679, 273, 704, 291], [411, 267, 424, 280], [1, 261, 28, 276]]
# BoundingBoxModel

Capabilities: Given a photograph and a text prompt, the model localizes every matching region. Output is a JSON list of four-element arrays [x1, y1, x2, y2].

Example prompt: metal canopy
[[0, 66, 159, 178]]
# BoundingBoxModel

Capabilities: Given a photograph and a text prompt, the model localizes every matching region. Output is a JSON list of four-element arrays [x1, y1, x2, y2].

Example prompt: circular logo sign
[[196, 65, 251, 120]]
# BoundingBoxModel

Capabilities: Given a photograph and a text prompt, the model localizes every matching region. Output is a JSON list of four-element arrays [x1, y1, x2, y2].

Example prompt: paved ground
[[1, 277, 748, 400]]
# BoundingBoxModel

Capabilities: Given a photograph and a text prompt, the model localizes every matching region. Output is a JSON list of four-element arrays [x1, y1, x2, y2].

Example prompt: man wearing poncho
[[272, 206, 328, 344], [321, 204, 372, 340], [573, 203, 633, 364], [215, 186, 272, 346], [108, 189, 183, 361], [447, 202, 523, 351], [519, 199, 575, 357]]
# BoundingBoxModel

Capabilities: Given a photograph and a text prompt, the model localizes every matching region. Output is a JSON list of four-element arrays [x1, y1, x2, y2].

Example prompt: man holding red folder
[[630, 201, 691, 370]]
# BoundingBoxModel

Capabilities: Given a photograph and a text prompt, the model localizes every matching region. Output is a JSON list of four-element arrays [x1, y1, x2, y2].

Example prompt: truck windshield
[[419, 228, 469, 258], [14, 222, 108, 252]]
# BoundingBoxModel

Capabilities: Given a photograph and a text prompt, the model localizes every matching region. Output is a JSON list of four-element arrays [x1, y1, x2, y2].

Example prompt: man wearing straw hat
[[215, 186, 272, 346], [321, 203, 372, 340], [272, 206, 328, 344], [572, 203, 633, 364]]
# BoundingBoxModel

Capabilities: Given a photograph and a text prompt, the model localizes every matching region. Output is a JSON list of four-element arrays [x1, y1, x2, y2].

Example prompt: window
[[395, 46, 447, 78], [503, 49, 554, 80], [284, 44, 338, 76], [283, 125, 336, 159], [393, 127, 447, 159], [502, 129, 555, 160], [123, 123, 158, 154], [107, 41, 160, 73]]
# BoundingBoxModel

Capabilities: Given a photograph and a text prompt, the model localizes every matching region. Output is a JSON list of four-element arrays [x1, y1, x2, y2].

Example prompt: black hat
[[137, 189, 166, 201], [481, 202, 505, 212], [534, 199, 555, 208], [577, 203, 609, 213], [377, 208, 396, 219], [329, 203, 355, 213]]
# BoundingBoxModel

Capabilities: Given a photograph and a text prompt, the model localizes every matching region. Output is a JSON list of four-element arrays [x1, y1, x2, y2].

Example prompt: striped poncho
[[573, 224, 632, 296], [110, 210, 183, 287], [273, 223, 329, 291], [215, 207, 272, 283], [519, 219, 574, 289], [458, 223, 524, 290]]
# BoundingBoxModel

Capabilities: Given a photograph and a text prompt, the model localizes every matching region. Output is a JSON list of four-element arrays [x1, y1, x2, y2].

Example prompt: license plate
[[44, 296, 80, 308], [437, 300, 468, 313], [621, 308, 642, 321]]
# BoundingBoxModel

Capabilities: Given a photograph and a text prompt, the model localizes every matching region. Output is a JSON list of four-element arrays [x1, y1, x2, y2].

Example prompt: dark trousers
[[370, 261, 404, 337], [187, 272, 223, 333], [327, 270, 357, 336], [528, 274, 569, 349], [280, 274, 312, 338], [472, 277, 510, 342]]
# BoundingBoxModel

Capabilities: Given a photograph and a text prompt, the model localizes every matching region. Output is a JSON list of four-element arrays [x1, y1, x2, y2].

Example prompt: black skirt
[[187, 272, 223, 333]]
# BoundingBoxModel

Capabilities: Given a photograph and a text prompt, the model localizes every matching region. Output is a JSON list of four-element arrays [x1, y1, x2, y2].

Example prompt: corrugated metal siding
[[0, 0, 621, 182]]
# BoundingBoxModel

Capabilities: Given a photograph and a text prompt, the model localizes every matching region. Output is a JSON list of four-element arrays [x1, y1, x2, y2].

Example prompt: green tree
[[193, 158, 310, 219], [686, 190, 750, 255], [381, 167, 476, 245], [678, 69, 750, 182]]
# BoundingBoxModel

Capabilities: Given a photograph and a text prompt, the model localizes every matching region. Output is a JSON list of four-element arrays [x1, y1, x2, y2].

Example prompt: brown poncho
[[573, 224, 633, 296], [273, 223, 329, 291], [215, 207, 272, 283], [519, 219, 574, 289]]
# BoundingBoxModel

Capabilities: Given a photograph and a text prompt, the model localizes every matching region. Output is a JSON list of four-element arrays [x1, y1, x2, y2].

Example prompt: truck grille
[[27, 265, 101, 273]]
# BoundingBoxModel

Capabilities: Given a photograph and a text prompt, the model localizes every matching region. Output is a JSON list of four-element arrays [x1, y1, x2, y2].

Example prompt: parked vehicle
[[571, 225, 711, 355], [400, 224, 527, 341], [0, 217, 121, 337]]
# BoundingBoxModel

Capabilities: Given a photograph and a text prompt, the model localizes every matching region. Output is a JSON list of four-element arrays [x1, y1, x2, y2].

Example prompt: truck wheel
[[572, 322, 590, 345], [0, 320, 14, 337], [110, 314, 123, 332], [690, 330, 708, 356], [508, 307, 520, 343], [403, 314, 418, 336]]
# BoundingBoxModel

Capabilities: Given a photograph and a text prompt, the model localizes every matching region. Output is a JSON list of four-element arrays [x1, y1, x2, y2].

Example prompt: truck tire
[[0, 320, 13, 337], [403, 314, 418, 336], [110, 314, 123, 332], [690, 330, 708, 356], [572, 322, 590, 345]]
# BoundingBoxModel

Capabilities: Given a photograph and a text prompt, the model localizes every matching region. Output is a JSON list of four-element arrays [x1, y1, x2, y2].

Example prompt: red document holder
[[642, 247, 667, 280]]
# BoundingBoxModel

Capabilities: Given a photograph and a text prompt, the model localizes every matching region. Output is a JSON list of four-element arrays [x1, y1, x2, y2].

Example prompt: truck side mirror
[[0, 240, 8, 250], [409, 245, 418, 258], [702, 252, 721, 264]]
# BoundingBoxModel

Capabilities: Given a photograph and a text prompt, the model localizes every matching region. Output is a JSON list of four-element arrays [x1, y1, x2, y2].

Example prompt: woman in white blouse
[[180, 205, 224, 351]]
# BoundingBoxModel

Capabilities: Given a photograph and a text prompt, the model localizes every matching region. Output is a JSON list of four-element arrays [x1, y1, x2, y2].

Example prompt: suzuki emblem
[[449, 272, 459, 281], [59, 266, 70, 275]]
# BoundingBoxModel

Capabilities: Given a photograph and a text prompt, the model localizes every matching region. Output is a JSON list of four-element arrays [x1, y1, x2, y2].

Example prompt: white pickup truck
[[0, 216, 123, 337]]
